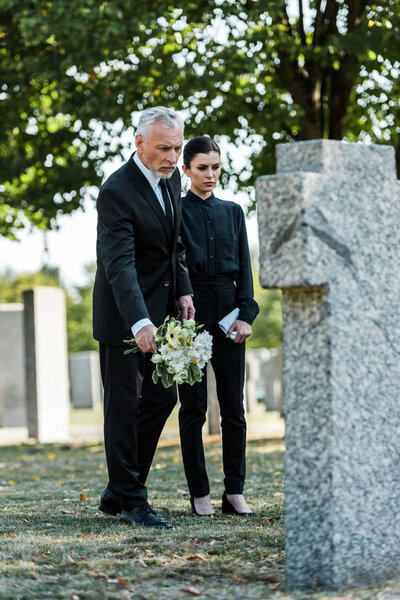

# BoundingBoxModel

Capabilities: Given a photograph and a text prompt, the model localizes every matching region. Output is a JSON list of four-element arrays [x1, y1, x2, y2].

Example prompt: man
[[93, 107, 194, 529]]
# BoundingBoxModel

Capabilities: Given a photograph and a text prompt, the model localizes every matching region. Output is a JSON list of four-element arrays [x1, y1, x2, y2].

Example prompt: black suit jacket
[[93, 155, 193, 345]]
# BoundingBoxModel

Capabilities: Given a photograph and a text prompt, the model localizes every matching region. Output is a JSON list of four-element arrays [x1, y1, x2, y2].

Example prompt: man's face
[[135, 120, 183, 179]]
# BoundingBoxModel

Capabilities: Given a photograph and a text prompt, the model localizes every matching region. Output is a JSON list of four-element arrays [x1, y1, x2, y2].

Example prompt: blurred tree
[[1, 1, 399, 236], [0, 265, 96, 353], [247, 270, 282, 349], [0, 268, 59, 302], [66, 264, 97, 353]]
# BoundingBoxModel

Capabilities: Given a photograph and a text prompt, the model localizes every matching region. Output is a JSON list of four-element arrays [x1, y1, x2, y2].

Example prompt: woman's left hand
[[227, 319, 252, 344]]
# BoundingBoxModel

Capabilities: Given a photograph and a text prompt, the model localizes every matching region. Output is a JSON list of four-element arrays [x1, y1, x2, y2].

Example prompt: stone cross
[[256, 140, 400, 589]]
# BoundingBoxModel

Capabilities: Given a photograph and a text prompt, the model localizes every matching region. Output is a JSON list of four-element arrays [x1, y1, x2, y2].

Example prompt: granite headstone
[[23, 286, 70, 442], [257, 140, 400, 589]]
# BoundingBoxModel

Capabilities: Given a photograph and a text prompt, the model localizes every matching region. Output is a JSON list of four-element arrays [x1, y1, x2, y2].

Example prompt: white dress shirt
[[130, 153, 173, 338]]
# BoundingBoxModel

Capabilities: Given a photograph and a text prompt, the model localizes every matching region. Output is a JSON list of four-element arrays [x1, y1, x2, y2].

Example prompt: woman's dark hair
[[183, 136, 221, 167]]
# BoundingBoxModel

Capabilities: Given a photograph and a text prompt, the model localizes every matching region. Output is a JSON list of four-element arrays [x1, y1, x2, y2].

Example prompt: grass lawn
[[0, 437, 397, 600]]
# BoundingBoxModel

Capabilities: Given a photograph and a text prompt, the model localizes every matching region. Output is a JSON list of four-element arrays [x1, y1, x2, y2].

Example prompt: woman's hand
[[227, 319, 252, 344]]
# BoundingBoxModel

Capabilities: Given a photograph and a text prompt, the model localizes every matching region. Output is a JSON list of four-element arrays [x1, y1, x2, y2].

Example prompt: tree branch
[[282, 2, 295, 38], [298, 0, 306, 45], [324, 0, 338, 35], [312, 0, 324, 46], [347, 0, 368, 31]]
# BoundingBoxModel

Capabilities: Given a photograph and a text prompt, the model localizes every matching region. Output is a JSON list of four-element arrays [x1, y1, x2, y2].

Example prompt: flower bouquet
[[124, 317, 212, 388]]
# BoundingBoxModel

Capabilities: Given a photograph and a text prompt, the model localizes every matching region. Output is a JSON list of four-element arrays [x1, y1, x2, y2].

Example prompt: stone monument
[[23, 286, 70, 442], [256, 140, 400, 589], [0, 304, 27, 427], [69, 351, 102, 409]]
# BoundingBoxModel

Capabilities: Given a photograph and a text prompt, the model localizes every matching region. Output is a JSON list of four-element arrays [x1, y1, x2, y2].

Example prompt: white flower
[[145, 317, 213, 388]]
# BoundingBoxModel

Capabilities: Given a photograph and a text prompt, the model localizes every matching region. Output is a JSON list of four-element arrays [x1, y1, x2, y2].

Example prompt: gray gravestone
[[257, 140, 400, 589], [0, 304, 27, 427], [69, 351, 102, 408], [207, 363, 221, 435], [23, 287, 70, 442], [261, 349, 283, 414]]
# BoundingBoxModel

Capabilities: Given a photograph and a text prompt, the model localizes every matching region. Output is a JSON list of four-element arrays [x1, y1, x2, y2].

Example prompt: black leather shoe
[[120, 504, 173, 529], [221, 492, 255, 516], [98, 487, 121, 516]]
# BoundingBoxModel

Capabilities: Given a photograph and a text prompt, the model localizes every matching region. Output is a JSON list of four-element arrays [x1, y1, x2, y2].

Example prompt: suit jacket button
[[164, 281, 170, 287]]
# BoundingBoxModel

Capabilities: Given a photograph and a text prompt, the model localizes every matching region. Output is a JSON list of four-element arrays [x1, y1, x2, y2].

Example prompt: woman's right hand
[[227, 319, 252, 344]]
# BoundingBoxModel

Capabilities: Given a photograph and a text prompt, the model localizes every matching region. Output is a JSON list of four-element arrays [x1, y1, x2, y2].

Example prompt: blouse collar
[[186, 189, 215, 205]]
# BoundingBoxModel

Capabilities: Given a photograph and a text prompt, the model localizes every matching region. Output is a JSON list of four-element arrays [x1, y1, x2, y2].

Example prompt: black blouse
[[181, 190, 259, 324]]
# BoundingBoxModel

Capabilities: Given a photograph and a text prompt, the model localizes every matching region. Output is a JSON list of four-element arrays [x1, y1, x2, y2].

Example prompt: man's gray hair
[[136, 107, 184, 138]]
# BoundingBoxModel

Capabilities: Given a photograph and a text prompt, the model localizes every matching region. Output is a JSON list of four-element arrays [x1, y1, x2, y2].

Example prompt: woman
[[179, 136, 259, 516]]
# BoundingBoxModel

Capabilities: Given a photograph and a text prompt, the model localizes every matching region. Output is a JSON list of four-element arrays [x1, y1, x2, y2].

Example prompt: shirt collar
[[186, 189, 215, 205], [133, 152, 160, 190]]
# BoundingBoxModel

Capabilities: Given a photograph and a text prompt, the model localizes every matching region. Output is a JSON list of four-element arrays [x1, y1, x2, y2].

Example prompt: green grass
[[0, 438, 397, 600]]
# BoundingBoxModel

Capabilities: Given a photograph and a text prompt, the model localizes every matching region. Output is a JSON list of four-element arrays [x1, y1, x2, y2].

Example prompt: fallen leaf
[[8, 480, 15, 486], [62, 509, 73, 514], [66, 555, 76, 566], [80, 493, 87, 501], [29, 572, 37, 580], [177, 489, 187, 495], [209, 540, 216, 546], [274, 471, 283, 477], [172, 554, 181, 559], [71, 595, 80, 600], [6, 533, 15, 538], [138, 558, 147, 568], [247, 541, 255, 547], [117, 577, 129, 586], [88, 572, 107, 579], [181, 586, 201, 596], [145, 550, 155, 558], [81, 532, 90, 538], [32, 475, 40, 481], [229, 572, 244, 582], [187, 553, 205, 561]]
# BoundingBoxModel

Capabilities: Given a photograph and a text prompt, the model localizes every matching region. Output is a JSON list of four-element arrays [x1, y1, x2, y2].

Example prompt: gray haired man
[[93, 107, 194, 528]]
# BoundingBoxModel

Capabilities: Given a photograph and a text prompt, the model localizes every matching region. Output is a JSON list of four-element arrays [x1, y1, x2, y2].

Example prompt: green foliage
[[0, 268, 60, 302], [66, 264, 97, 354], [1, 1, 399, 236], [247, 269, 282, 349], [0, 264, 96, 353]]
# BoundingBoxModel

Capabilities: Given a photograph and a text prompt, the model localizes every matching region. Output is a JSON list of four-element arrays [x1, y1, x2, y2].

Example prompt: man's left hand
[[177, 295, 195, 321], [227, 319, 252, 344]]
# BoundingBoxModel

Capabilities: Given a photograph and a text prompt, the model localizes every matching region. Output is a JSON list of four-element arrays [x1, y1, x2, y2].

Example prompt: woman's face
[[183, 151, 221, 198]]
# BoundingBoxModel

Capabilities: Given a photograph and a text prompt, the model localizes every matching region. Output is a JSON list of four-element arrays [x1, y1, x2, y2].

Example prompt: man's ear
[[135, 134, 144, 152]]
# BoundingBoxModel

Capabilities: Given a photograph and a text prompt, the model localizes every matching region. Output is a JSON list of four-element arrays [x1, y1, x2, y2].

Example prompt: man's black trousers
[[99, 344, 177, 510]]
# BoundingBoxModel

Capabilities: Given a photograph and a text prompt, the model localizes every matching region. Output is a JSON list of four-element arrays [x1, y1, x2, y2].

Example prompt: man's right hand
[[135, 324, 158, 353]]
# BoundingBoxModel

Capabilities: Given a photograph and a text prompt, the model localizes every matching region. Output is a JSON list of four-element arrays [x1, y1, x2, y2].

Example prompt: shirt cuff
[[131, 318, 153, 338]]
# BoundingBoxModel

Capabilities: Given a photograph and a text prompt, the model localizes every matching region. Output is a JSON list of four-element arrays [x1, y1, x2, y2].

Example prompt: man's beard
[[156, 171, 174, 179]]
